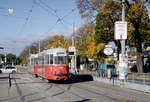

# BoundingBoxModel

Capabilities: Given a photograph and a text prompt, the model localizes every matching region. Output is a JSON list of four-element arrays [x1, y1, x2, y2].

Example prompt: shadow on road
[[50, 74, 94, 84]]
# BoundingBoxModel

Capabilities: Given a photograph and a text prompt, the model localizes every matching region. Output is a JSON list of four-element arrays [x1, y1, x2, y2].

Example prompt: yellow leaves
[[96, 43, 105, 54], [127, 2, 145, 20], [86, 42, 105, 59], [86, 42, 96, 58], [61, 39, 72, 49], [46, 35, 64, 49], [46, 35, 71, 49]]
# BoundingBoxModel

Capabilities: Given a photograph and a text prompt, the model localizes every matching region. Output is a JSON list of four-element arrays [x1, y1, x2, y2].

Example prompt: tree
[[125, 0, 150, 72], [47, 35, 71, 49], [77, 0, 104, 21], [77, 0, 150, 72], [75, 24, 92, 57]]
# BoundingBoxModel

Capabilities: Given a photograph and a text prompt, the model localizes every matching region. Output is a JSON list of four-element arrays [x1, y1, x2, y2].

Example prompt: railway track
[[1, 69, 149, 102]]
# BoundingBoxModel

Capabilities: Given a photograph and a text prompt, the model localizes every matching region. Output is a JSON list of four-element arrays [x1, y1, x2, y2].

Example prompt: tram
[[28, 48, 69, 81]]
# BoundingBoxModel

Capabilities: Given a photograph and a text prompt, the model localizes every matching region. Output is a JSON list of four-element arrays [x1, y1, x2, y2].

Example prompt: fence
[[79, 69, 150, 93]]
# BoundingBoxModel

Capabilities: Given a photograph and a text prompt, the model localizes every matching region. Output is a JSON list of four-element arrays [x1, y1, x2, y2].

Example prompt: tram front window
[[54, 56, 66, 65]]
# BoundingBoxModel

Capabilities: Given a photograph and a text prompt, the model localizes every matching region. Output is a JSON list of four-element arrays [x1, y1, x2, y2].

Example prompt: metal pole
[[121, 0, 125, 54], [119, 0, 126, 84], [39, 40, 41, 53], [72, 23, 77, 74]]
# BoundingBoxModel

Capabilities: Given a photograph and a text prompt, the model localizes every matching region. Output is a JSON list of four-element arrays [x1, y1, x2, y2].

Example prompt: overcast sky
[[0, 0, 84, 56]]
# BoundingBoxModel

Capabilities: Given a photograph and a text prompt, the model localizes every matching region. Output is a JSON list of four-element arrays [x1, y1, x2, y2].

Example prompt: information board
[[115, 21, 127, 40]]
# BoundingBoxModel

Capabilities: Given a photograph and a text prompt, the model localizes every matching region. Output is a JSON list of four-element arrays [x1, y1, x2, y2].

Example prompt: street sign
[[104, 47, 113, 56], [68, 46, 76, 52], [104, 45, 113, 56], [115, 21, 127, 40]]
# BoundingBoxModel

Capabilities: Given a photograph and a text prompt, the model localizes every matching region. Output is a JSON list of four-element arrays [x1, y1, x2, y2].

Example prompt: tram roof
[[44, 48, 67, 54], [29, 54, 38, 58]]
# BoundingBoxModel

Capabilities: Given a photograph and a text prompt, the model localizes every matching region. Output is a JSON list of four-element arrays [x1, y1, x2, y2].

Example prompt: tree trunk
[[136, 51, 144, 73]]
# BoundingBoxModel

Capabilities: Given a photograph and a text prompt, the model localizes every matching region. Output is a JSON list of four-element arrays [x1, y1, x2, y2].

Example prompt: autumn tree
[[125, 0, 150, 72], [77, 0, 150, 72], [47, 35, 71, 49]]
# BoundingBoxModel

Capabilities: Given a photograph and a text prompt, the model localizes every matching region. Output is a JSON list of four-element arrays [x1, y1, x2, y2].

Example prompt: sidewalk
[[93, 75, 150, 93]]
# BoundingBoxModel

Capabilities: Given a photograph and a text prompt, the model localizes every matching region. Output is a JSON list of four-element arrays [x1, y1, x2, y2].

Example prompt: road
[[0, 69, 150, 102]]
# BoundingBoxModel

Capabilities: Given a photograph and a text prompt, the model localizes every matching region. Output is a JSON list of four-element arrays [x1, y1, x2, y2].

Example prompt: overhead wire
[[33, 0, 80, 38], [35, 0, 76, 26], [38, 0, 57, 14], [17, 1, 34, 35], [33, 0, 60, 19]]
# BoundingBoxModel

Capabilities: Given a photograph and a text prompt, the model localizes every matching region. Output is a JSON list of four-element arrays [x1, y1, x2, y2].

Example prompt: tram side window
[[38, 57, 43, 65], [54, 56, 66, 65], [45, 55, 49, 65], [50, 54, 53, 64]]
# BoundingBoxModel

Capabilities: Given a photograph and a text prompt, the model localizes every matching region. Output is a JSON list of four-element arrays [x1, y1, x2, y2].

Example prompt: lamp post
[[0, 47, 4, 64]]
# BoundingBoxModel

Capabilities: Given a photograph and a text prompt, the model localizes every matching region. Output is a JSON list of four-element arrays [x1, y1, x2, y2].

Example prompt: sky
[[0, 0, 85, 56]]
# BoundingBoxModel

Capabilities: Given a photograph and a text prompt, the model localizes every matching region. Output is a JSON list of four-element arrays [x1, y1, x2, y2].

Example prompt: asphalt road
[[0, 69, 150, 102]]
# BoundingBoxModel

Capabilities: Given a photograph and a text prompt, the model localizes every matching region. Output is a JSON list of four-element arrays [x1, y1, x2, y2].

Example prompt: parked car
[[97, 64, 116, 78], [0, 66, 17, 73]]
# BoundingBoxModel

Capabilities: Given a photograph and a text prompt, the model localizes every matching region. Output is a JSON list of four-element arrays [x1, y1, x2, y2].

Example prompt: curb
[[92, 75, 150, 93]]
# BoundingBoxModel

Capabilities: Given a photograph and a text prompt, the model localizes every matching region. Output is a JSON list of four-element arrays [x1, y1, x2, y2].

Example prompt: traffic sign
[[104, 47, 113, 56], [68, 46, 76, 52], [115, 21, 127, 40]]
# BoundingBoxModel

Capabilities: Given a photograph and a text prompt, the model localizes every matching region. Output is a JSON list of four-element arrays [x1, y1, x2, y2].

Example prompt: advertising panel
[[119, 62, 128, 79]]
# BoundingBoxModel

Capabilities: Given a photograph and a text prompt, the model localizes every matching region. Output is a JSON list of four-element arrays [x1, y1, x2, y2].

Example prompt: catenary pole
[[121, 0, 125, 54]]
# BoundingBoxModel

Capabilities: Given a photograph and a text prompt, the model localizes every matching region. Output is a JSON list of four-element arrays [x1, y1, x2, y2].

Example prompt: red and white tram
[[28, 48, 69, 81]]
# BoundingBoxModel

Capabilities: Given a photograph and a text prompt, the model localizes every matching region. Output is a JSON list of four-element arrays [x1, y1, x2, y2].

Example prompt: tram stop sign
[[115, 21, 127, 40], [68, 46, 76, 56]]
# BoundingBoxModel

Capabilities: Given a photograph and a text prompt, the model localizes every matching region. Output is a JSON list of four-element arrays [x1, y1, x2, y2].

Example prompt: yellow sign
[[8, 8, 13, 14]]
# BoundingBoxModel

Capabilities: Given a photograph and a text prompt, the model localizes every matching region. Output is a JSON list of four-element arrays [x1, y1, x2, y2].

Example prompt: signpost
[[68, 36, 77, 74], [115, 0, 128, 80]]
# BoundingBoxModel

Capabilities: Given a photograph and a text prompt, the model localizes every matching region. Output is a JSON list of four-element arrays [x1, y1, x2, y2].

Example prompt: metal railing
[[127, 72, 150, 85], [79, 69, 150, 86]]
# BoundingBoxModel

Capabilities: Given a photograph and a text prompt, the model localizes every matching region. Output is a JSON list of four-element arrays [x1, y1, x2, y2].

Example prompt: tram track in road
[[66, 76, 138, 102], [13, 75, 25, 102], [7, 70, 150, 102], [3, 72, 48, 102], [46, 79, 122, 102], [22, 73, 129, 102]]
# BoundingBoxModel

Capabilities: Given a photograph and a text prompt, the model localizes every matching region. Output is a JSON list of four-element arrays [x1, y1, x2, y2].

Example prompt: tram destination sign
[[115, 21, 127, 40]]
